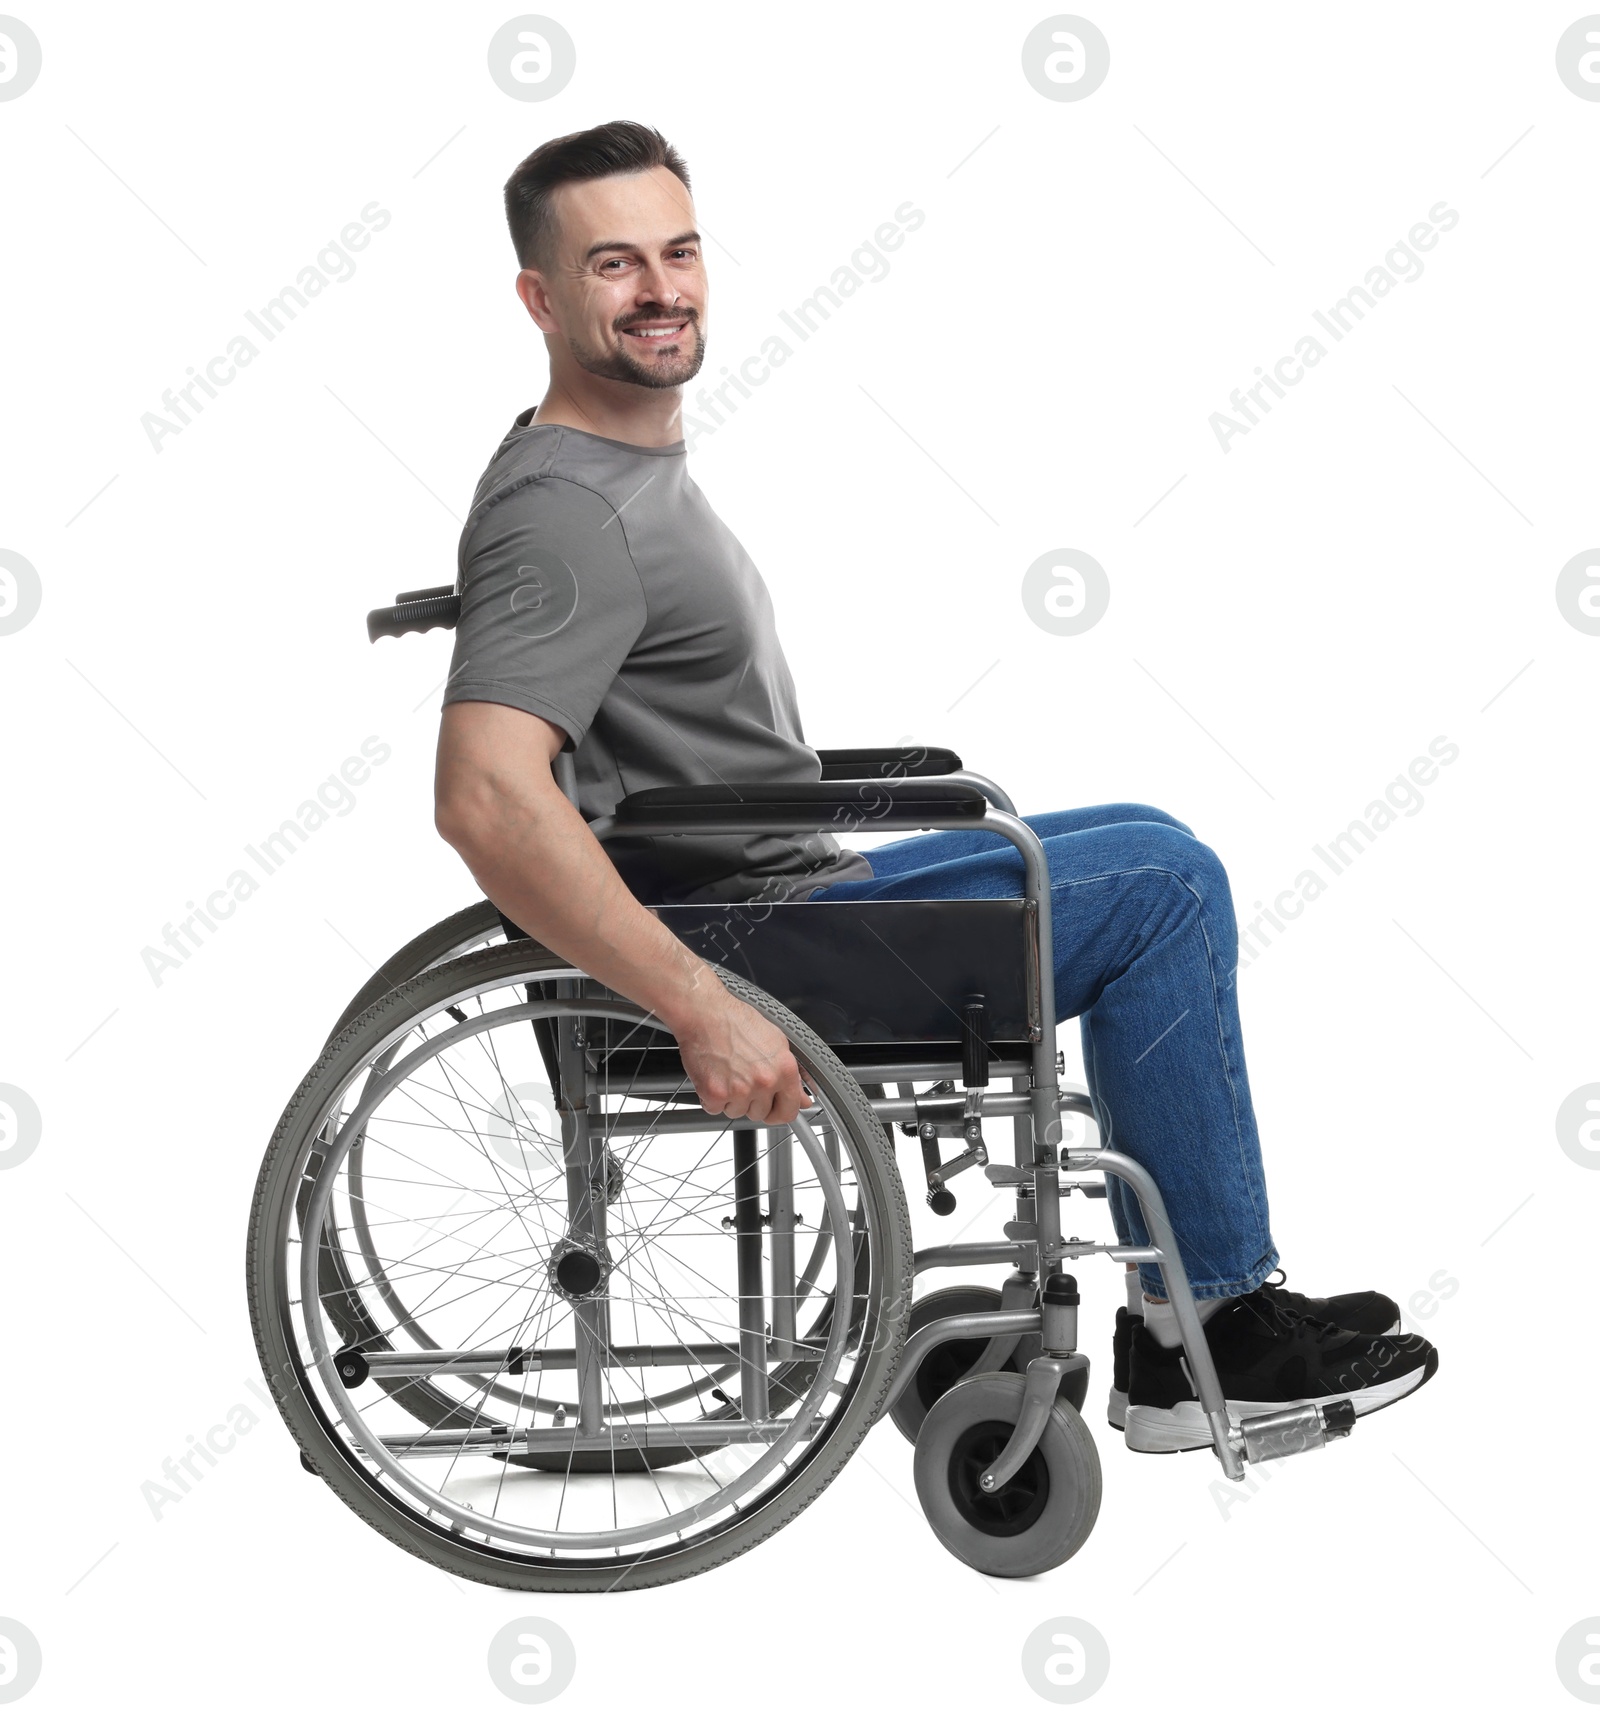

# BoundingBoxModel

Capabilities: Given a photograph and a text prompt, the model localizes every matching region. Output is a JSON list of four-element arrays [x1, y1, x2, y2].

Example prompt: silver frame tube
[[1065, 1145, 1245, 1478], [362, 1342, 761, 1379], [913, 1242, 1029, 1274], [768, 1126, 797, 1359], [880, 1310, 1040, 1412]]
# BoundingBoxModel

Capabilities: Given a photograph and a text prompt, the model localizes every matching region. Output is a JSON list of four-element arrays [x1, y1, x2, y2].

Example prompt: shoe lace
[[1247, 1284, 1342, 1337]]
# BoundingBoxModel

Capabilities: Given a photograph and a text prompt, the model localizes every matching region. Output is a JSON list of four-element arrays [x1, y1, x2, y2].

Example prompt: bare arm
[[434, 700, 810, 1125]]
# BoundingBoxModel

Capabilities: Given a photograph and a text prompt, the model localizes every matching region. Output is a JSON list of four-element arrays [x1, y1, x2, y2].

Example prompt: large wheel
[[249, 942, 911, 1591], [912, 1372, 1101, 1578], [320, 908, 869, 1437], [328, 900, 504, 1040]]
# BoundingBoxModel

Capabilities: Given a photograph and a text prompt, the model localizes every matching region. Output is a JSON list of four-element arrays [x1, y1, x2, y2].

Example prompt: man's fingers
[[770, 1075, 802, 1124], [769, 1054, 809, 1124], [782, 1055, 809, 1111], [678, 1005, 807, 1126]]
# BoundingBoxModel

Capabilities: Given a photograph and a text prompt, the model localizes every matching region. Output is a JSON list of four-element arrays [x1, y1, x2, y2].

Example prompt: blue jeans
[[811, 805, 1278, 1300]]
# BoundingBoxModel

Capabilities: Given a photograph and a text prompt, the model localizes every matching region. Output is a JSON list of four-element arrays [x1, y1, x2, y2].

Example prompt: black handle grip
[[961, 995, 990, 1090], [367, 594, 461, 642]]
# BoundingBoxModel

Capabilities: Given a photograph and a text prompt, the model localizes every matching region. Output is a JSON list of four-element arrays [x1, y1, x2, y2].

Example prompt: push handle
[[367, 589, 461, 642]]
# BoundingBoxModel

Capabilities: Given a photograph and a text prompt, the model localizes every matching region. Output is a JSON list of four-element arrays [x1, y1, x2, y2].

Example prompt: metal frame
[[303, 753, 1341, 1529], [578, 765, 1262, 1482]]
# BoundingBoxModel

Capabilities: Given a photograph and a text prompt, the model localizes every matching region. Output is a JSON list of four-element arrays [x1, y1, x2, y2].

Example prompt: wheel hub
[[947, 1419, 1050, 1537], [547, 1235, 610, 1302]]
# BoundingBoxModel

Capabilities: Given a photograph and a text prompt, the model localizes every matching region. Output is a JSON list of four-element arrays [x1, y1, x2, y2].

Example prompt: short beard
[[566, 316, 706, 391]]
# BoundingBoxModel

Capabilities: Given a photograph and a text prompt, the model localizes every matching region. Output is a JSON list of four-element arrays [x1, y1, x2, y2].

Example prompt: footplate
[[1236, 1399, 1356, 1463]]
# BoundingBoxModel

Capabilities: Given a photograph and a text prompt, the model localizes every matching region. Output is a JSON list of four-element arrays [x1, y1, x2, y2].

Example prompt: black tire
[[912, 1372, 1101, 1578], [889, 1285, 1042, 1442], [248, 941, 913, 1591]]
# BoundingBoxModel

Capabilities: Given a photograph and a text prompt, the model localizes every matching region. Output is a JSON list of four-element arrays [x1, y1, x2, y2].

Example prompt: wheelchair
[[245, 585, 1355, 1592]]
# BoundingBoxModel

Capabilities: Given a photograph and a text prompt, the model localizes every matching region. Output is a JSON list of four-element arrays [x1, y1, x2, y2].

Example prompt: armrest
[[610, 778, 986, 830], [816, 745, 962, 780]]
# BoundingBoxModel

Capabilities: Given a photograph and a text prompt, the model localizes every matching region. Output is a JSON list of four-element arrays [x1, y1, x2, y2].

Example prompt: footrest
[[1237, 1398, 1355, 1463], [984, 1165, 1032, 1186]]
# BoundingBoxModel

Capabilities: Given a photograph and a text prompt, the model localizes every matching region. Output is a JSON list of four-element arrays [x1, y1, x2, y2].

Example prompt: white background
[[2, 2, 1597, 1714]]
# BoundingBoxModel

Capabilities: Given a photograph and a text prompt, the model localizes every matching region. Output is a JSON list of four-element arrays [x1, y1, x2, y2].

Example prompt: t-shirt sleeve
[[442, 475, 648, 749]]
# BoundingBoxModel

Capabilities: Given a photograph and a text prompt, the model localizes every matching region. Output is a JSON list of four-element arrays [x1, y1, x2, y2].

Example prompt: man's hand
[[666, 983, 812, 1126]]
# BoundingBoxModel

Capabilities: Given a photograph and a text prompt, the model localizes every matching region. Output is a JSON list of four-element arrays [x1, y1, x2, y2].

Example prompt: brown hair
[[503, 120, 692, 269]]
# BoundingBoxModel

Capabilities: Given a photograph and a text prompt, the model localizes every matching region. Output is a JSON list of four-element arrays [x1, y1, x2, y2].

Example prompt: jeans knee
[[1114, 803, 1195, 839], [1140, 822, 1229, 901]]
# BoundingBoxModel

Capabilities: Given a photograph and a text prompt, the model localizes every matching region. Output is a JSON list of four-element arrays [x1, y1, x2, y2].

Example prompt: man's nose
[[636, 261, 686, 311]]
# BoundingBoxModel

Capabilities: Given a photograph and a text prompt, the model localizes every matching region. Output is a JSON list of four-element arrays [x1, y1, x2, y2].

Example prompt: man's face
[[525, 165, 707, 390]]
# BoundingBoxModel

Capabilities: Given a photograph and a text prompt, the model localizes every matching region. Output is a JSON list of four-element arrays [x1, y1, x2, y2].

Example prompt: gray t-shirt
[[443, 409, 873, 904]]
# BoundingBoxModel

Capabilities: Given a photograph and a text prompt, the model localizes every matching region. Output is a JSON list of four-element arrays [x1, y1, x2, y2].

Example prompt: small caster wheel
[[890, 1286, 1046, 1442], [913, 1371, 1101, 1577]]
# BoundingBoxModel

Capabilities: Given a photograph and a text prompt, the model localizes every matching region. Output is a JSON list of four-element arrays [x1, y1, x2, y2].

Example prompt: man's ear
[[517, 268, 555, 330]]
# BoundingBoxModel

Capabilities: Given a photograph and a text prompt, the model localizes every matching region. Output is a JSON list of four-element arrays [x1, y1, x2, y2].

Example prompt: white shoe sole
[[1123, 1362, 1428, 1454]]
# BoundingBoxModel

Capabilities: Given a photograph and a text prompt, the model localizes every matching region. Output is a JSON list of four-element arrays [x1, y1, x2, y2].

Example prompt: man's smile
[[620, 318, 690, 346]]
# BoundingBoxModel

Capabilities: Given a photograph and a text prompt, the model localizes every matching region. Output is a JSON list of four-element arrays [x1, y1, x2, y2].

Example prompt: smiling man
[[434, 123, 863, 1138], [432, 120, 1438, 1452]]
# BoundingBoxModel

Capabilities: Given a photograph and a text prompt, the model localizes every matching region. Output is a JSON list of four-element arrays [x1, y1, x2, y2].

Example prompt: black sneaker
[[1107, 1274, 1402, 1431], [1108, 1304, 1136, 1430], [1259, 1269, 1401, 1335], [1123, 1288, 1438, 1453]]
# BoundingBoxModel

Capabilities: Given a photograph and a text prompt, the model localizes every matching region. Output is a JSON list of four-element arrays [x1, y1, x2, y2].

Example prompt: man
[[434, 120, 1438, 1453]]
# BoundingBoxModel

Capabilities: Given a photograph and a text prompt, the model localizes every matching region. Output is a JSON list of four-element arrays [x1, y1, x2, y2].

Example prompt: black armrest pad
[[612, 779, 986, 827], [816, 745, 962, 780]]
